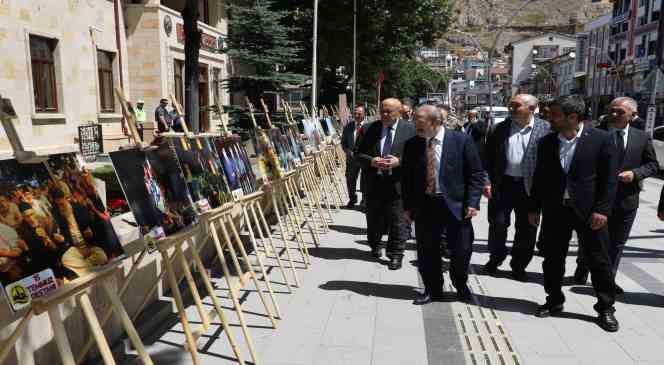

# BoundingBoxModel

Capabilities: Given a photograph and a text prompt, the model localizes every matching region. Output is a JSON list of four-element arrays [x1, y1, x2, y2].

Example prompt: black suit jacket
[[341, 120, 363, 155], [401, 130, 485, 221], [485, 117, 551, 196], [659, 185, 664, 213], [355, 119, 416, 194], [598, 125, 660, 210], [529, 125, 618, 221]]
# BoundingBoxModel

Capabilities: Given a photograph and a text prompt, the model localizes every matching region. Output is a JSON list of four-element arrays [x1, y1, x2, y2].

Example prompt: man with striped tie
[[402, 105, 485, 304]]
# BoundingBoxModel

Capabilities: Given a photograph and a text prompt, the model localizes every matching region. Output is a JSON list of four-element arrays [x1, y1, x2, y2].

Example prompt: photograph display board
[[0, 154, 123, 311], [170, 136, 232, 211], [268, 128, 293, 172], [302, 119, 323, 152], [214, 136, 258, 197], [109, 140, 197, 248]]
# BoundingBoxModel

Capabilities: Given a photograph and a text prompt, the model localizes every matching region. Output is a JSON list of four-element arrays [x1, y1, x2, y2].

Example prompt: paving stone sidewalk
[[135, 178, 664, 365]]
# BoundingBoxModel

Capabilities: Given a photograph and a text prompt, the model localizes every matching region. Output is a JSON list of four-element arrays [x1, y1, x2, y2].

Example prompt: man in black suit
[[659, 185, 664, 221], [462, 110, 487, 147], [356, 98, 416, 270], [402, 105, 485, 304], [528, 95, 619, 332], [341, 106, 367, 208], [484, 94, 551, 280], [575, 97, 659, 293]]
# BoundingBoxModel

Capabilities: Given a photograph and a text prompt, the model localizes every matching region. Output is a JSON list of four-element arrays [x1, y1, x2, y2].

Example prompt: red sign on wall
[[175, 23, 223, 53]]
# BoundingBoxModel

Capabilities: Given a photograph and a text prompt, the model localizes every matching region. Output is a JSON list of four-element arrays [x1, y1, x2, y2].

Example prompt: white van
[[472, 106, 509, 125]]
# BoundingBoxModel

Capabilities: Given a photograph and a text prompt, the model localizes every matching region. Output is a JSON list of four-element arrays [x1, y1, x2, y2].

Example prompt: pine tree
[[226, 0, 306, 104]]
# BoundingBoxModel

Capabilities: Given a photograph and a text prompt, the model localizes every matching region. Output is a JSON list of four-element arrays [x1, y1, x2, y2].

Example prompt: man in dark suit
[[341, 106, 367, 208], [356, 98, 416, 270], [575, 97, 659, 293], [528, 95, 619, 332], [484, 94, 551, 280], [402, 105, 485, 304], [659, 185, 664, 221], [462, 110, 487, 147]]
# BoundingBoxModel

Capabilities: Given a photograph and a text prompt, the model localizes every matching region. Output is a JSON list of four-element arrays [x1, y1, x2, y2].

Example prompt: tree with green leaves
[[272, 0, 455, 106], [225, 0, 307, 105]]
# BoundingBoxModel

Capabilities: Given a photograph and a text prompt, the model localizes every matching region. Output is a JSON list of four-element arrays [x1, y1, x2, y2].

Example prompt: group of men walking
[[342, 93, 664, 333]]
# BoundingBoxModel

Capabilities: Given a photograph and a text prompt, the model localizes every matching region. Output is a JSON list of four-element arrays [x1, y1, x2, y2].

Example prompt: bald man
[[356, 98, 417, 270], [484, 94, 551, 280]]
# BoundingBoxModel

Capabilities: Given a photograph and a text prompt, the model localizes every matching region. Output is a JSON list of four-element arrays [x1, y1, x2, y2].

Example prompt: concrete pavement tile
[[311, 345, 373, 365]]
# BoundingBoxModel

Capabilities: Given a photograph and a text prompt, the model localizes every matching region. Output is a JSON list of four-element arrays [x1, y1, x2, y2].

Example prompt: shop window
[[653, 10, 660, 22], [648, 40, 657, 55], [97, 50, 115, 113], [29, 35, 58, 112], [174, 59, 184, 104], [212, 67, 221, 104]]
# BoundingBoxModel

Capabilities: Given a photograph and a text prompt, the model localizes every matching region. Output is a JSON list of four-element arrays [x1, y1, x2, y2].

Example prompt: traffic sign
[[646, 104, 656, 138]]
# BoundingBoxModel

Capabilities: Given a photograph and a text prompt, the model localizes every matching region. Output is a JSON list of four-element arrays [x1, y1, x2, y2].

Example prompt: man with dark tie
[[484, 94, 551, 280], [356, 98, 416, 270], [574, 97, 659, 293], [528, 95, 619, 332], [341, 106, 368, 208], [402, 105, 485, 304]]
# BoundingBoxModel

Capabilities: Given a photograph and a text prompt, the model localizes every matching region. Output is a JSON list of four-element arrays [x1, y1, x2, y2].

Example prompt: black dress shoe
[[413, 293, 443, 305], [388, 257, 402, 270], [511, 269, 527, 282], [484, 260, 499, 275], [615, 284, 624, 295], [456, 286, 473, 302], [597, 311, 619, 332], [574, 268, 589, 285], [371, 247, 382, 259], [535, 303, 564, 318]]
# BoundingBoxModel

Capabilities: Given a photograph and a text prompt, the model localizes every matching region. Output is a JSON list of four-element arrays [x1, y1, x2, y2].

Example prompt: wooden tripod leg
[[188, 247, 247, 365], [249, 202, 293, 293], [100, 281, 154, 365], [279, 186, 308, 267], [0, 309, 33, 364], [160, 248, 201, 365], [219, 222, 247, 287], [175, 243, 211, 332], [241, 206, 283, 318], [288, 177, 320, 247], [309, 165, 331, 229], [78, 293, 116, 365], [324, 152, 344, 207], [78, 250, 148, 364], [284, 180, 312, 261], [208, 221, 261, 365], [223, 215, 279, 327], [270, 193, 301, 287], [301, 167, 327, 232], [257, 200, 300, 287], [310, 162, 334, 221], [48, 305, 76, 365]]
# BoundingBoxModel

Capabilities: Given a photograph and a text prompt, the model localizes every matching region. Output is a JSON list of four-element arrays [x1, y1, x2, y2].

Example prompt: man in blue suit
[[402, 105, 485, 304]]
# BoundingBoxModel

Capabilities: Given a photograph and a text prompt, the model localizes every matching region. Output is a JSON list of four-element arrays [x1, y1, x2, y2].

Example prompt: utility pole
[[352, 0, 357, 108], [311, 0, 319, 119]]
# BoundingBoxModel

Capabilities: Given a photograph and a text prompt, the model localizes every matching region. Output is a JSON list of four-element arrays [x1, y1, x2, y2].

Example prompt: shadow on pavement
[[309, 246, 387, 264], [570, 286, 664, 308], [318, 280, 419, 300], [470, 264, 545, 285], [472, 294, 598, 324], [329, 224, 368, 235], [354, 240, 417, 251]]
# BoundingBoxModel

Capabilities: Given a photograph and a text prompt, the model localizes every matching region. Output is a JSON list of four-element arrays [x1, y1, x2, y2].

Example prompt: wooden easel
[[0, 95, 153, 365], [115, 87, 147, 148]]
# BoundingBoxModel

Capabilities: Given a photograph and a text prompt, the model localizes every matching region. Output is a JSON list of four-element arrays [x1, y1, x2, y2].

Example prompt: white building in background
[[506, 33, 578, 95], [0, 0, 130, 153], [584, 13, 613, 118]]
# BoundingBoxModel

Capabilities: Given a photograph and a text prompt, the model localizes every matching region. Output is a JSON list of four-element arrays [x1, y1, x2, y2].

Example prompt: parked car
[[472, 106, 509, 125]]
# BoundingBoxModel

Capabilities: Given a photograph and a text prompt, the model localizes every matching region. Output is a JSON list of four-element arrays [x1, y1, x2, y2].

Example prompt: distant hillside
[[441, 0, 613, 56]]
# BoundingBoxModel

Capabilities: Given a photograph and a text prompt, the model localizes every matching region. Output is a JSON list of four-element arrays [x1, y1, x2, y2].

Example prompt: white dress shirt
[[613, 124, 629, 149], [504, 116, 535, 177], [380, 120, 399, 156], [558, 123, 585, 199], [427, 127, 446, 194]]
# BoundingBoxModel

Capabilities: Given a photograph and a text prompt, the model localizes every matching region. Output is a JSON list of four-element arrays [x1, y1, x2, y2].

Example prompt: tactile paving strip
[[446, 274, 522, 365]]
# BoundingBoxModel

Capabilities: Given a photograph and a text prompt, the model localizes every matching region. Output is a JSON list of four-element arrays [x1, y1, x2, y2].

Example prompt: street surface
[[134, 178, 664, 365]]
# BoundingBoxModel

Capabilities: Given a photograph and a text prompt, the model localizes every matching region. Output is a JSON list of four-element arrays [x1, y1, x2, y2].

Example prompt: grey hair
[[516, 94, 539, 108], [416, 105, 443, 124], [612, 97, 638, 113]]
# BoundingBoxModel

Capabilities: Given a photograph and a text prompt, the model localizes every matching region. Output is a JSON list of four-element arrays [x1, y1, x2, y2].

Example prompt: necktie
[[382, 126, 393, 157], [616, 130, 625, 164], [425, 139, 437, 194]]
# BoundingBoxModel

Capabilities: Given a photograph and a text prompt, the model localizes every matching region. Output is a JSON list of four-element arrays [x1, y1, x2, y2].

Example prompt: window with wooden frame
[[97, 50, 116, 113], [174, 60, 184, 104], [212, 67, 221, 104], [29, 35, 58, 112]]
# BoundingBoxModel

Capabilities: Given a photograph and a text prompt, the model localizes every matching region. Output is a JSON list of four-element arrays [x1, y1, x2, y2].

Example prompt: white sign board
[[3, 269, 58, 312], [646, 105, 656, 137]]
